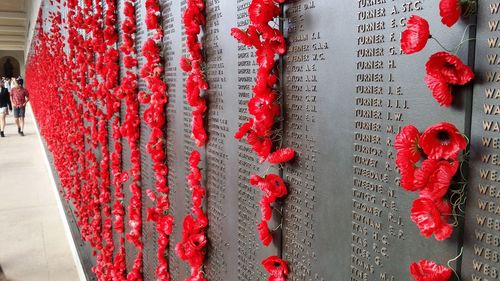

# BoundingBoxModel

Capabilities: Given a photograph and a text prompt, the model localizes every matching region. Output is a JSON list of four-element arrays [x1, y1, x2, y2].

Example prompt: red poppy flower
[[252, 174, 288, 200], [420, 122, 467, 160], [411, 198, 453, 240], [180, 56, 192, 72], [188, 233, 207, 251], [259, 196, 273, 221], [248, 94, 277, 116], [395, 125, 421, 163], [396, 156, 418, 191], [410, 259, 453, 281], [401, 15, 430, 54], [234, 120, 253, 139], [262, 256, 289, 280], [189, 150, 201, 165], [258, 221, 273, 246], [426, 52, 474, 86], [414, 159, 458, 200], [249, 0, 281, 24], [124, 1, 135, 17], [424, 75, 452, 107], [440, 0, 461, 27], [267, 148, 295, 164], [231, 25, 261, 48]]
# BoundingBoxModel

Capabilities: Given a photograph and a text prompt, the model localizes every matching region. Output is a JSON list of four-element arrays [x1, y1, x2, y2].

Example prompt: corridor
[[0, 107, 80, 281]]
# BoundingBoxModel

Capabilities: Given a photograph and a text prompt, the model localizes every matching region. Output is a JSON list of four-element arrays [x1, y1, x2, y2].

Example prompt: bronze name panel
[[202, 1, 281, 280], [161, 0, 192, 279], [463, 1, 500, 280], [282, 0, 472, 280]]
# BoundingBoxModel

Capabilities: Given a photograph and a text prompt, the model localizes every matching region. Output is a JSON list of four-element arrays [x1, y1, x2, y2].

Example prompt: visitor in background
[[1, 77, 10, 93], [10, 78, 29, 136], [0, 80, 11, 137]]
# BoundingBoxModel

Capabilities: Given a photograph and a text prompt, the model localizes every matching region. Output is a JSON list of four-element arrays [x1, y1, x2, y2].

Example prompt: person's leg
[[19, 107, 25, 136], [20, 117, 24, 133], [0, 112, 5, 137], [13, 107, 20, 133]]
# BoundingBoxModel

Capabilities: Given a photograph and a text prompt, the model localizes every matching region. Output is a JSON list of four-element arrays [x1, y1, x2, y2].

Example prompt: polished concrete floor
[[0, 107, 80, 281]]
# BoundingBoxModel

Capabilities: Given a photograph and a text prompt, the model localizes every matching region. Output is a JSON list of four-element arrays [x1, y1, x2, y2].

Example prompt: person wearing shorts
[[10, 78, 29, 136], [0, 81, 11, 137]]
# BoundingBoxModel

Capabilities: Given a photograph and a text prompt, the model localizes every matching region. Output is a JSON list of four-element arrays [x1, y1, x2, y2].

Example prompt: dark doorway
[[0, 56, 20, 78]]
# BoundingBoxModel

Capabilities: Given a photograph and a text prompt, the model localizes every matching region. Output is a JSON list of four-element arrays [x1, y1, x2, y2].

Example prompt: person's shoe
[[17, 127, 20, 133], [0, 131, 4, 137], [20, 131, 24, 136]]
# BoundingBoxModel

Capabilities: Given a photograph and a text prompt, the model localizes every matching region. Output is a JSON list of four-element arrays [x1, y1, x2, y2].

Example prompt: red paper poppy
[[249, 0, 281, 24], [424, 75, 452, 107], [401, 15, 430, 54], [259, 196, 273, 221], [420, 122, 467, 160], [396, 157, 418, 191], [414, 159, 458, 200], [234, 120, 253, 139], [411, 198, 453, 241], [426, 52, 474, 86], [440, 0, 461, 27], [262, 256, 289, 280], [180, 56, 192, 72], [395, 125, 421, 163], [253, 174, 288, 200], [258, 220, 273, 246], [410, 259, 453, 281], [188, 233, 208, 251], [267, 148, 296, 164]]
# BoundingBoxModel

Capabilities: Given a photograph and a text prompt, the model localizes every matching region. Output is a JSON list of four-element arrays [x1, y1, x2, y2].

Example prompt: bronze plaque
[[281, 0, 471, 280], [202, 1, 281, 280], [462, 2, 500, 280], [161, 0, 192, 279]]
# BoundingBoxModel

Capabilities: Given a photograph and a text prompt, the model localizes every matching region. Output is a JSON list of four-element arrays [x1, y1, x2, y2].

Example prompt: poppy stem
[[454, 38, 476, 54], [272, 206, 283, 215], [460, 24, 475, 43], [429, 37, 452, 52], [271, 223, 283, 232], [453, 24, 477, 53], [447, 247, 463, 281]]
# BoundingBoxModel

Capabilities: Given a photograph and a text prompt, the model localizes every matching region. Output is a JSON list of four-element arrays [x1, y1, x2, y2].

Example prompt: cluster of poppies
[[141, 1, 174, 280], [180, 0, 209, 147], [113, 4, 139, 277], [396, 122, 467, 280], [396, 122, 467, 240], [398, 1, 475, 279], [250, 172, 288, 246], [231, 0, 292, 280], [231, 0, 287, 163], [27, 0, 173, 280], [175, 151, 209, 281], [176, 1, 210, 279], [115, 1, 146, 279], [401, 0, 475, 107], [27, 1, 129, 280]]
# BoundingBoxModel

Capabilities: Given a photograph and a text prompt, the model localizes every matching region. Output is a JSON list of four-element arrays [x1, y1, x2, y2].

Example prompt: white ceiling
[[0, 0, 26, 51]]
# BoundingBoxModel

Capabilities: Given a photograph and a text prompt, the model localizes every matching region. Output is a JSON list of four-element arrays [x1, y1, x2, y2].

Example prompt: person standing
[[2, 77, 10, 93], [0, 80, 11, 137], [10, 78, 29, 136]]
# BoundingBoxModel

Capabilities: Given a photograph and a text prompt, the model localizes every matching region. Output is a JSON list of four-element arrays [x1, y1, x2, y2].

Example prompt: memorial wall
[[25, 0, 499, 280]]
